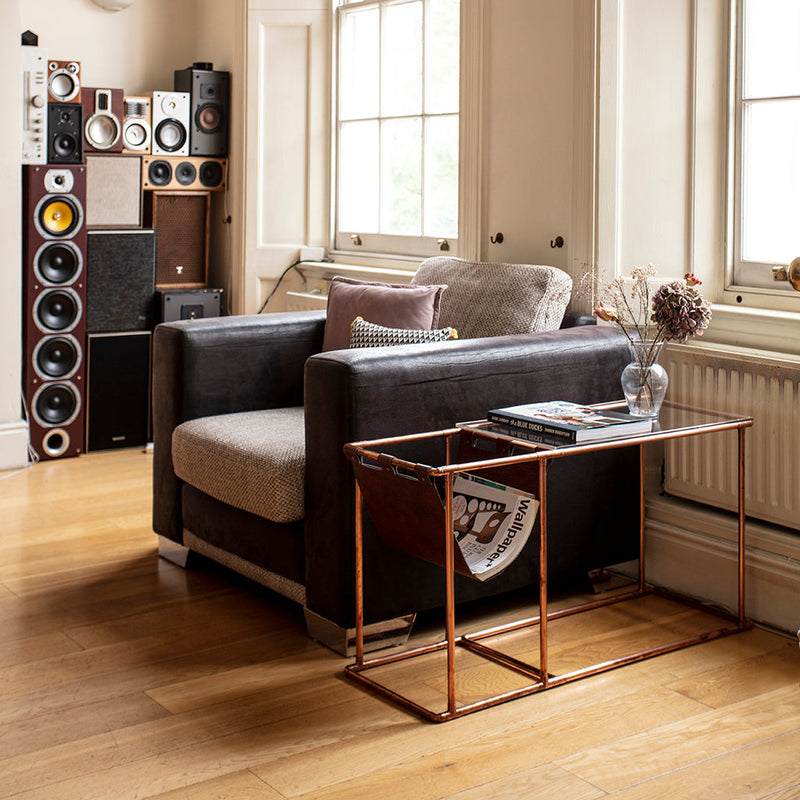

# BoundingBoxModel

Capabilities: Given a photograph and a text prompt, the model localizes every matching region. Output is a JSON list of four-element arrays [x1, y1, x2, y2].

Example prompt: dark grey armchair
[[152, 260, 639, 654]]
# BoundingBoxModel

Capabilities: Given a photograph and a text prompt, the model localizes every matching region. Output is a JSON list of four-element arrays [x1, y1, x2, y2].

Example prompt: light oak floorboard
[[1, 449, 799, 799]]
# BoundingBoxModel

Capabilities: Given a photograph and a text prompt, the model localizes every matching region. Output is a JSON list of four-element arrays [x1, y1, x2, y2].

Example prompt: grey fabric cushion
[[349, 316, 458, 348], [172, 407, 305, 524], [411, 257, 572, 339]]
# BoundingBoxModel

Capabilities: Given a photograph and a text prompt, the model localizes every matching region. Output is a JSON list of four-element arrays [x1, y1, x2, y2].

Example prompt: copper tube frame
[[344, 410, 753, 723]]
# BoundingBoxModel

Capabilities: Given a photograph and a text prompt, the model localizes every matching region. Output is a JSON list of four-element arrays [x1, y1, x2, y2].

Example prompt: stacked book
[[487, 400, 653, 447]]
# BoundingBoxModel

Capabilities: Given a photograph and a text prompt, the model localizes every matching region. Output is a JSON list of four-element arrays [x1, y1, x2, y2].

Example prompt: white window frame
[[331, 0, 481, 262], [730, 0, 800, 301]]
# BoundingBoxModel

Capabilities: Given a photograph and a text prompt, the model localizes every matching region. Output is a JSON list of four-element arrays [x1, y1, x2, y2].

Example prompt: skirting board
[[0, 421, 30, 471], [645, 494, 800, 635]]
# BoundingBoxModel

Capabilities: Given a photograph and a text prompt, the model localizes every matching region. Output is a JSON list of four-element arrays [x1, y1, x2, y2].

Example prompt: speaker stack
[[22, 165, 87, 460], [19, 37, 229, 459]]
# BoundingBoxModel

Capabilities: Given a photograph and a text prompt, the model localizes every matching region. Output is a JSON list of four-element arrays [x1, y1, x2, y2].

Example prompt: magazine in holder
[[349, 428, 540, 578]]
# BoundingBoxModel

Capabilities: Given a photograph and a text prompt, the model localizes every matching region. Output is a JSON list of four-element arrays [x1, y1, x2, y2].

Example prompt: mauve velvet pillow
[[322, 276, 447, 351]]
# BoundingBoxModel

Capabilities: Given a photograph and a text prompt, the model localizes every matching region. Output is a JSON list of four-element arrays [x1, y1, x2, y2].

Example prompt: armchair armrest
[[152, 310, 326, 543], [303, 324, 630, 626]]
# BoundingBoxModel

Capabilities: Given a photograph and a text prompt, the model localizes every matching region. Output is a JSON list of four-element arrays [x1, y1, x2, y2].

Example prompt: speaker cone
[[34, 383, 79, 426], [38, 195, 80, 237], [199, 161, 223, 188], [175, 161, 197, 185], [52, 132, 79, 160], [34, 336, 80, 379], [35, 289, 80, 332], [123, 119, 150, 150], [49, 71, 79, 102], [35, 242, 81, 284], [155, 119, 187, 152], [42, 429, 70, 458], [148, 160, 172, 186], [86, 114, 120, 150], [196, 104, 222, 134]]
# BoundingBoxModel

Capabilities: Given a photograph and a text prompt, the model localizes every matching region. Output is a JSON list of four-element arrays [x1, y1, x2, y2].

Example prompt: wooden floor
[[1, 449, 799, 799]]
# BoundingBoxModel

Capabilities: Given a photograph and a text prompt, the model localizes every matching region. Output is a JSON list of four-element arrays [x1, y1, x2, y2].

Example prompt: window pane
[[380, 117, 422, 235], [339, 120, 379, 232], [424, 114, 458, 237], [744, 0, 800, 98], [381, 1, 422, 117], [340, 8, 379, 120], [741, 99, 800, 263], [426, 0, 460, 114]]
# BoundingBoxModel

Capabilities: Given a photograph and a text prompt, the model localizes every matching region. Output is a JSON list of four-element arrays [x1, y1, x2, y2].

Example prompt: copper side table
[[343, 402, 753, 723]]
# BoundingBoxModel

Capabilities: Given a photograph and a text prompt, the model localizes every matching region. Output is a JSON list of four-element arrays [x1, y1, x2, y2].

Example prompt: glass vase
[[621, 339, 668, 417]]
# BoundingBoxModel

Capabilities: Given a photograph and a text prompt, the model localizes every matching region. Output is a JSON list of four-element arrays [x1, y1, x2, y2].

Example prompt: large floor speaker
[[86, 229, 156, 333], [143, 191, 209, 288], [174, 63, 229, 156], [22, 164, 87, 460], [86, 332, 151, 452]]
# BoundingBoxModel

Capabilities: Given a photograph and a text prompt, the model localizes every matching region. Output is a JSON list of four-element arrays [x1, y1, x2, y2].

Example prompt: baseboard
[[0, 421, 29, 471], [645, 494, 800, 635]]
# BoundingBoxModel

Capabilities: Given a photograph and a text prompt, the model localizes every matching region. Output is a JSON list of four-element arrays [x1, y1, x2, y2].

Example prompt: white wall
[[0, 0, 26, 469]]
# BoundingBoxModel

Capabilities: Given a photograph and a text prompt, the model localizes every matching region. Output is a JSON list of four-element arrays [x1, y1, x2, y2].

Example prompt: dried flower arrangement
[[583, 264, 712, 366]]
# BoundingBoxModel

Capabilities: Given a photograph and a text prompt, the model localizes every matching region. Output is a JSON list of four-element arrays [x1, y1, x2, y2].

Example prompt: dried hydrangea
[[582, 265, 712, 359], [650, 279, 711, 343]]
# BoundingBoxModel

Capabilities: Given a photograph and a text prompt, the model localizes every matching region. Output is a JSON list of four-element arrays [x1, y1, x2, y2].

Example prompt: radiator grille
[[663, 345, 800, 530]]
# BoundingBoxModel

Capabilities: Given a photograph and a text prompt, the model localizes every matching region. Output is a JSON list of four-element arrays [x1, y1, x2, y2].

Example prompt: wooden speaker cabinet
[[143, 191, 209, 288]]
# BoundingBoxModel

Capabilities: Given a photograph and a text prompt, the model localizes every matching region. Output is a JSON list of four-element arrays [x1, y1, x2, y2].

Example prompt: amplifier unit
[[21, 45, 48, 164]]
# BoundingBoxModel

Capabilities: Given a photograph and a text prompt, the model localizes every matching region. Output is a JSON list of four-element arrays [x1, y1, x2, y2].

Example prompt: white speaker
[[151, 91, 190, 157], [122, 95, 152, 153]]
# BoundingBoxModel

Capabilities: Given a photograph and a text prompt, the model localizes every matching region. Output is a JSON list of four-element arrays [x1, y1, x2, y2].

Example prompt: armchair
[[152, 260, 639, 654]]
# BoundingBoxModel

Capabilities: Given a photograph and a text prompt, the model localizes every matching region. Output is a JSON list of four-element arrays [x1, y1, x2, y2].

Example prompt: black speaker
[[86, 230, 156, 333], [48, 103, 83, 164], [174, 63, 229, 156], [157, 288, 224, 322], [85, 332, 151, 451]]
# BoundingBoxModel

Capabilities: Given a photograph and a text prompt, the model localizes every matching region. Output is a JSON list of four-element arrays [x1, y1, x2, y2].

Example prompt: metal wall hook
[[490, 232, 504, 244], [550, 236, 564, 249]]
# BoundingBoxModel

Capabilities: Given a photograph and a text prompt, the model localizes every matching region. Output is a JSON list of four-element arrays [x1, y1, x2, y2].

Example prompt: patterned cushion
[[322, 276, 447, 351], [172, 407, 305, 524], [349, 316, 458, 348], [411, 257, 572, 339]]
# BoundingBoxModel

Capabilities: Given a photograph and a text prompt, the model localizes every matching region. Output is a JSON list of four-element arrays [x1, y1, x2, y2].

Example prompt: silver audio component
[[21, 45, 48, 164]]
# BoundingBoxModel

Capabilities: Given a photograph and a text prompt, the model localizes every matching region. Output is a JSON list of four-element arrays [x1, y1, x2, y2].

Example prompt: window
[[334, 0, 460, 258], [733, 0, 800, 292]]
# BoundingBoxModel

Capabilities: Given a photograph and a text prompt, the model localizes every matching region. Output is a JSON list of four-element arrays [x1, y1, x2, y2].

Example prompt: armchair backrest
[[411, 257, 572, 339]]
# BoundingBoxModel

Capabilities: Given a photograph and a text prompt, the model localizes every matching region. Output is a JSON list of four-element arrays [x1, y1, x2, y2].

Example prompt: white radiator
[[663, 344, 800, 531]]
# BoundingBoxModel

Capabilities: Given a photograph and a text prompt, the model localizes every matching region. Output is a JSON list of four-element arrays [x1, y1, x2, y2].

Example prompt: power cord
[[258, 259, 302, 314]]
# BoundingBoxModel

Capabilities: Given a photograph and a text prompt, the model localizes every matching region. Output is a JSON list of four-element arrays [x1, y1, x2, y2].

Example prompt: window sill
[[700, 303, 800, 358]]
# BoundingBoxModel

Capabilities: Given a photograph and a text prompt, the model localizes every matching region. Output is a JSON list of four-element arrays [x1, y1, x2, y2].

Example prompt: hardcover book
[[487, 400, 653, 443]]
